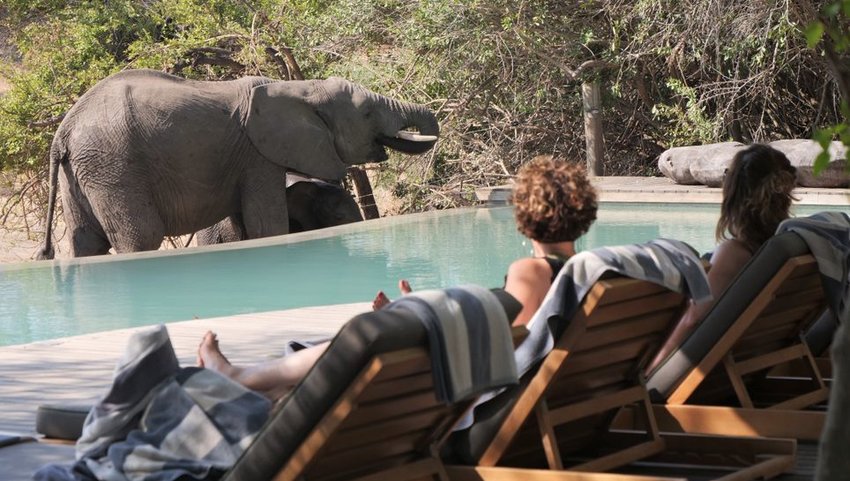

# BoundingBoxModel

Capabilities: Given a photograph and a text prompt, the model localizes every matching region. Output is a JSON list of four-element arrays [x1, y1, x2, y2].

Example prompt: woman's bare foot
[[372, 291, 391, 310], [197, 331, 238, 380], [372, 279, 414, 310]]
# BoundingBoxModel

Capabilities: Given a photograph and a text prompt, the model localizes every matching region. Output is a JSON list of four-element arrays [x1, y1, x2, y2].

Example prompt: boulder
[[658, 142, 746, 187], [769, 139, 850, 188], [658, 140, 850, 188]]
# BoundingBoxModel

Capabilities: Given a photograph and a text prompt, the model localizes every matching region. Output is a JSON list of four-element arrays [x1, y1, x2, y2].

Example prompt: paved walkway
[[0, 302, 369, 436], [477, 176, 850, 205]]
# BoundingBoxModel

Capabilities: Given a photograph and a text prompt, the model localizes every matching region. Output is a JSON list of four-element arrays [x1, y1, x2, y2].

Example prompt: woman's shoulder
[[710, 238, 755, 275], [507, 257, 553, 277], [713, 238, 754, 260]]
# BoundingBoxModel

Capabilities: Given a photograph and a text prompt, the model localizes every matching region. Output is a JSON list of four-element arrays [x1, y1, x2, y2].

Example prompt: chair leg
[[723, 354, 755, 408], [535, 400, 564, 470]]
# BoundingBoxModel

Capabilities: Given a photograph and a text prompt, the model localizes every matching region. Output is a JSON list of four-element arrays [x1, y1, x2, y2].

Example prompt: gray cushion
[[35, 404, 90, 441], [805, 309, 837, 356], [645, 231, 811, 401]]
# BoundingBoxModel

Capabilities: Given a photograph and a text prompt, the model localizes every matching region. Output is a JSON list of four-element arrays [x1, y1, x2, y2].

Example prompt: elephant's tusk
[[395, 131, 438, 142]]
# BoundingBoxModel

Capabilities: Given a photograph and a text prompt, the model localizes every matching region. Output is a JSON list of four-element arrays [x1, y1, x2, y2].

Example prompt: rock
[[658, 142, 746, 187], [769, 139, 850, 188], [658, 140, 850, 188]]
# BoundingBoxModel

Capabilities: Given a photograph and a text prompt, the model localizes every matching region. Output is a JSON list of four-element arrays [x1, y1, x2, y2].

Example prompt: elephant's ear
[[245, 82, 348, 181]]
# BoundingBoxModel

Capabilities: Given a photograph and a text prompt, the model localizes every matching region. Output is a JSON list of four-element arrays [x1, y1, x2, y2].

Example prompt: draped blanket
[[35, 325, 271, 481], [389, 285, 518, 404], [777, 211, 850, 324], [514, 238, 711, 381]]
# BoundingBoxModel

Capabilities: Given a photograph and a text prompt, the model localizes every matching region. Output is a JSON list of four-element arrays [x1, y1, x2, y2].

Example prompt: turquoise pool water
[[0, 203, 837, 346]]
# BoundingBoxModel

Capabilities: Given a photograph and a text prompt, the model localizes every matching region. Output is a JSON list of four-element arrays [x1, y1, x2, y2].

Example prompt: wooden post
[[582, 80, 604, 176], [346, 167, 380, 220]]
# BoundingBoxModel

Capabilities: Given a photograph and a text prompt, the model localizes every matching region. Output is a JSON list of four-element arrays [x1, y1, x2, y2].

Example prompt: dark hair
[[511, 155, 598, 243], [716, 144, 797, 252]]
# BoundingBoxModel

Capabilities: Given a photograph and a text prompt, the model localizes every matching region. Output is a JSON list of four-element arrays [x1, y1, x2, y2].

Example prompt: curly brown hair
[[716, 144, 798, 252], [511, 155, 598, 243]]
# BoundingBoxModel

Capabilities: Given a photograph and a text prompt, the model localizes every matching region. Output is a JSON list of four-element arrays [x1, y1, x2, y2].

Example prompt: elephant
[[195, 178, 363, 245], [35, 69, 438, 259]]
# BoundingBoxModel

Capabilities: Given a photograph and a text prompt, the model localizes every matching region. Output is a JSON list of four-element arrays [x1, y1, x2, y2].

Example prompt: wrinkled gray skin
[[36, 69, 438, 258], [196, 179, 363, 244]]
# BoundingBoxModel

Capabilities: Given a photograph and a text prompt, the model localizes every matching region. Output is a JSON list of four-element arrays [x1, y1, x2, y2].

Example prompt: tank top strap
[[542, 254, 570, 283]]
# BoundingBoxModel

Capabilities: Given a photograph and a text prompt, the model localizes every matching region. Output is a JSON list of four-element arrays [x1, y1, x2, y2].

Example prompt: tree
[[805, 0, 850, 172]]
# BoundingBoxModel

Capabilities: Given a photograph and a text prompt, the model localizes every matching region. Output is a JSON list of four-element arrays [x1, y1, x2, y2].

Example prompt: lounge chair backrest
[[224, 293, 522, 481], [451, 274, 688, 470], [646, 231, 828, 406]]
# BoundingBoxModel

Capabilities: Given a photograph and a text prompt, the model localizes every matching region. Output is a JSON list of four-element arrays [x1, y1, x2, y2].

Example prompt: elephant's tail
[[34, 145, 65, 260]]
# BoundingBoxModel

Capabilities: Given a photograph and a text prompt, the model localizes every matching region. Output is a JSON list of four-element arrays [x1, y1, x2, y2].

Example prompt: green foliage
[[650, 79, 716, 146], [0, 0, 847, 213], [805, 0, 850, 173]]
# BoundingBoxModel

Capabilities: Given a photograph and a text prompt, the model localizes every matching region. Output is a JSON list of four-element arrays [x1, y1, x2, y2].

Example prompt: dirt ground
[[0, 179, 400, 264], [0, 220, 41, 263], [0, 176, 60, 263]]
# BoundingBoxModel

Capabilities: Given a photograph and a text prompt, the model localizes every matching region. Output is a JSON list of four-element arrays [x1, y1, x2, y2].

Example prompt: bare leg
[[198, 331, 328, 400]]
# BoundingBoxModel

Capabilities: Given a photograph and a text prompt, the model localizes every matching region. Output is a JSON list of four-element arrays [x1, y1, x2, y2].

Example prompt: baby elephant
[[196, 180, 363, 245]]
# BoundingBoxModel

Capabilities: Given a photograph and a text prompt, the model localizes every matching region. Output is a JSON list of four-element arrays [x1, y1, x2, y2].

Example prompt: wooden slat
[[547, 385, 646, 426], [649, 404, 825, 441], [369, 349, 431, 383], [446, 465, 687, 481], [576, 312, 674, 351], [359, 372, 434, 402], [734, 344, 809, 375], [592, 279, 670, 306], [582, 292, 684, 328], [307, 431, 425, 478], [559, 337, 660, 376], [342, 390, 441, 429], [328, 407, 449, 453]]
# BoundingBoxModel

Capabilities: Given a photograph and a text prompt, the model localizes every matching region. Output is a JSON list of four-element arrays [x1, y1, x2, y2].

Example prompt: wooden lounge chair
[[643, 231, 830, 441], [19, 288, 527, 481], [223, 293, 525, 481], [444, 273, 796, 480]]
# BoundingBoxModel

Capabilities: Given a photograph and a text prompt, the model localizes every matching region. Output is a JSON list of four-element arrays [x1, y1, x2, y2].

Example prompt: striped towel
[[35, 325, 271, 481], [514, 238, 711, 378], [388, 285, 518, 404], [777, 211, 850, 324]]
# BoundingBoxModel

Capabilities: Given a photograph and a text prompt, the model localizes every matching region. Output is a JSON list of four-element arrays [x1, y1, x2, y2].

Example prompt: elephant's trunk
[[377, 95, 440, 155]]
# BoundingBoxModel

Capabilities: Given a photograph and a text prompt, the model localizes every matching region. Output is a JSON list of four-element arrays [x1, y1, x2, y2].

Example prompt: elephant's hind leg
[[85, 188, 166, 254], [59, 164, 112, 257]]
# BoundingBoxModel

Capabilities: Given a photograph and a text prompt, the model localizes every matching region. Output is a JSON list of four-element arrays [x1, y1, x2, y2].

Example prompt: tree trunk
[[347, 167, 380, 220], [582, 80, 604, 176]]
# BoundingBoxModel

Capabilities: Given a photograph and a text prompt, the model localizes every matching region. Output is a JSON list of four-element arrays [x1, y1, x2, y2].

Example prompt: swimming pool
[[0, 203, 837, 346]]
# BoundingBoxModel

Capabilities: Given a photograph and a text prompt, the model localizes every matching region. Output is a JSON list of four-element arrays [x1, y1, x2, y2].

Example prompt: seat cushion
[[35, 404, 90, 441], [645, 231, 811, 401]]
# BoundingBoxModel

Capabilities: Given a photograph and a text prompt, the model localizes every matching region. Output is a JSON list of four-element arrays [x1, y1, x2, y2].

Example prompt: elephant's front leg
[[240, 162, 289, 239]]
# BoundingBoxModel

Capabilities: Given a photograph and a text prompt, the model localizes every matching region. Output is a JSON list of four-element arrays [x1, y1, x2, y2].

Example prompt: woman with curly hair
[[502, 155, 598, 324], [646, 143, 797, 373], [373, 155, 598, 325], [199, 155, 598, 398]]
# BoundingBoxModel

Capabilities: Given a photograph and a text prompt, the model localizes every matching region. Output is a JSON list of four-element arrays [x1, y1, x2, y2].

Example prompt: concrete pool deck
[[0, 302, 370, 436], [477, 176, 850, 205]]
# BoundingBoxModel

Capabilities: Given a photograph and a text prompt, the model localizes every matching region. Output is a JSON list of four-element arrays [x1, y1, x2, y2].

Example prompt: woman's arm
[[645, 239, 753, 374]]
